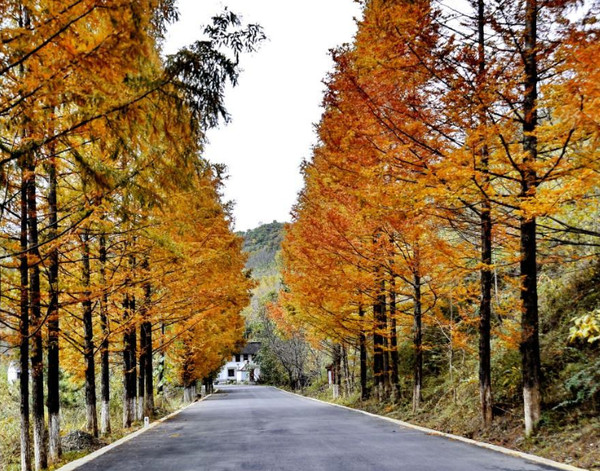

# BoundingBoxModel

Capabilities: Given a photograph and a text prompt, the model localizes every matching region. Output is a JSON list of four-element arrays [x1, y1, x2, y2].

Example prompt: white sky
[[164, 0, 361, 232]]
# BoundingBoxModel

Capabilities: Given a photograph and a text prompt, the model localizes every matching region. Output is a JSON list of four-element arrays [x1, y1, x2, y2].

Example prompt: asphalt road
[[74, 385, 562, 471]]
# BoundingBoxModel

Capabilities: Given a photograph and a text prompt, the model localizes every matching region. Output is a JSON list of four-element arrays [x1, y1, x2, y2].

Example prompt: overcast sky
[[164, 0, 361, 232]]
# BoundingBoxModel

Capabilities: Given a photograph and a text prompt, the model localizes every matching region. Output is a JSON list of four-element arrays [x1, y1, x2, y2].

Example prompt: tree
[[0, 2, 263, 468]]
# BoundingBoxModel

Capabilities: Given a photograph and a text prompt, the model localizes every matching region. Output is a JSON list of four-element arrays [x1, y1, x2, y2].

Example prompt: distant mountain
[[239, 221, 285, 276]]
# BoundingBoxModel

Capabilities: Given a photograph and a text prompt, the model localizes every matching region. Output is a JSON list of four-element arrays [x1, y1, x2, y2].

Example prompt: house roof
[[240, 342, 261, 355]]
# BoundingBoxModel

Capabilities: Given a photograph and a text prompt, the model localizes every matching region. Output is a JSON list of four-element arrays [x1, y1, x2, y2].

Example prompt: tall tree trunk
[[19, 166, 31, 471], [208, 374, 215, 394], [388, 276, 400, 402], [141, 260, 154, 418], [157, 322, 165, 396], [477, 0, 494, 429], [122, 295, 135, 428], [143, 320, 154, 418], [46, 155, 61, 462], [99, 233, 111, 436], [182, 352, 196, 402], [373, 273, 386, 397], [130, 295, 137, 419], [17, 8, 32, 467], [138, 324, 145, 421], [341, 344, 351, 397], [358, 306, 369, 400], [381, 292, 390, 396], [82, 229, 98, 437], [412, 269, 423, 413], [521, 0, 541, 436], [335, 344, 341, 391], [332, 343, 341, 398], [27, 160, 47, 470]]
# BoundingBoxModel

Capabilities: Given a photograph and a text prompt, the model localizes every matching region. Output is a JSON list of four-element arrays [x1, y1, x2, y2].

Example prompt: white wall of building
[[217, 354, 260, 384], [7, 362, 20, 385]]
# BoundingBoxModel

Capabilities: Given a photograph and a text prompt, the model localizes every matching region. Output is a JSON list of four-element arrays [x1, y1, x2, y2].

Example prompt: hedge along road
[[66, 385, 573, 471]]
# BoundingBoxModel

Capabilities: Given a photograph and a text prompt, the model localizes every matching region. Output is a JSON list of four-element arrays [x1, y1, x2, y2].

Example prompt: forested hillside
[[240, 221, 285, 276], [238, 221, 320, 388]]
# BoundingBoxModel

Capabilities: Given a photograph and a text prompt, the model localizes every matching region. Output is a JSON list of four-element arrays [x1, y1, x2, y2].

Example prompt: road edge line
[[56, 392, 215, 471], [273, 387, 587, 471]]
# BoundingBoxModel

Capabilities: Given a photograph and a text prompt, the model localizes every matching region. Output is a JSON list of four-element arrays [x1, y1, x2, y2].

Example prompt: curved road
[[74, 386, 561, 471]]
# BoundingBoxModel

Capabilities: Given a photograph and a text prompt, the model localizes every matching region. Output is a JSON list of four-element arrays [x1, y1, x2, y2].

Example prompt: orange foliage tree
[[0, 2, 262, 470], [281, 0, 599, 438]]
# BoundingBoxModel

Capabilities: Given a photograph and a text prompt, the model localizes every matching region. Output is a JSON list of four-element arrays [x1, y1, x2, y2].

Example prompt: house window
[[228, 368, 235, 378], [244, 354, 249, 361], [235, 354, 241, 362]]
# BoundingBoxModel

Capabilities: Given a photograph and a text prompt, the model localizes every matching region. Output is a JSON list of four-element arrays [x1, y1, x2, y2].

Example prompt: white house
[[217, 342, 261, 384], [7, 361, 20, 385]]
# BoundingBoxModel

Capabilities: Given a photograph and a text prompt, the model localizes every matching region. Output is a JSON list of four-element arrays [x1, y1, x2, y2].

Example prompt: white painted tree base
[[523, 385, 541, 436], [101, 401, 111, 436], [49, 413, 61, 463]]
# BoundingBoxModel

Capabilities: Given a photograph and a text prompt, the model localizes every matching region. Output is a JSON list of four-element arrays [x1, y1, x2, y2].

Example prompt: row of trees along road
[[0, 2, 262, 470], [282, 0, 599, 437]]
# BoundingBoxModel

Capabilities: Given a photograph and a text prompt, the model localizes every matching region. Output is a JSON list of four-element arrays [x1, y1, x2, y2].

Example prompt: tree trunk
[[143, 321, 154, 418], [412, 270, 423, 413], [373, 273, 386, 397], [157, 322, 165, 396], [332, 343, 341, 399], [183, 380, 197, 403], [19, 167, 31, 471], [521, 0, 542, 437], [388, 277, 400, 402], [122, 295, 136, 428], [17, 8, 32, 467], [358, 306, 369, 400], [99, 233, 111, 436], [138, 324, 145, 421], [46, 155, 61, 462], [477, 0, 494, 429], [341, 344, 351, 397], [141, 261, 154, 418], [204, 375, 214, 395], [381, 294, 390, 396], [449, 298, 456, 403], [130, 295, 137, 420], [82, 229, 98, 437], [26, 160, 47, 470]]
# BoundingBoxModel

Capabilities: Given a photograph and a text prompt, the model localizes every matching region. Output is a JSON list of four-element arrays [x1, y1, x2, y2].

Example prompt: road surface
[[75, 386, 562, 471]]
